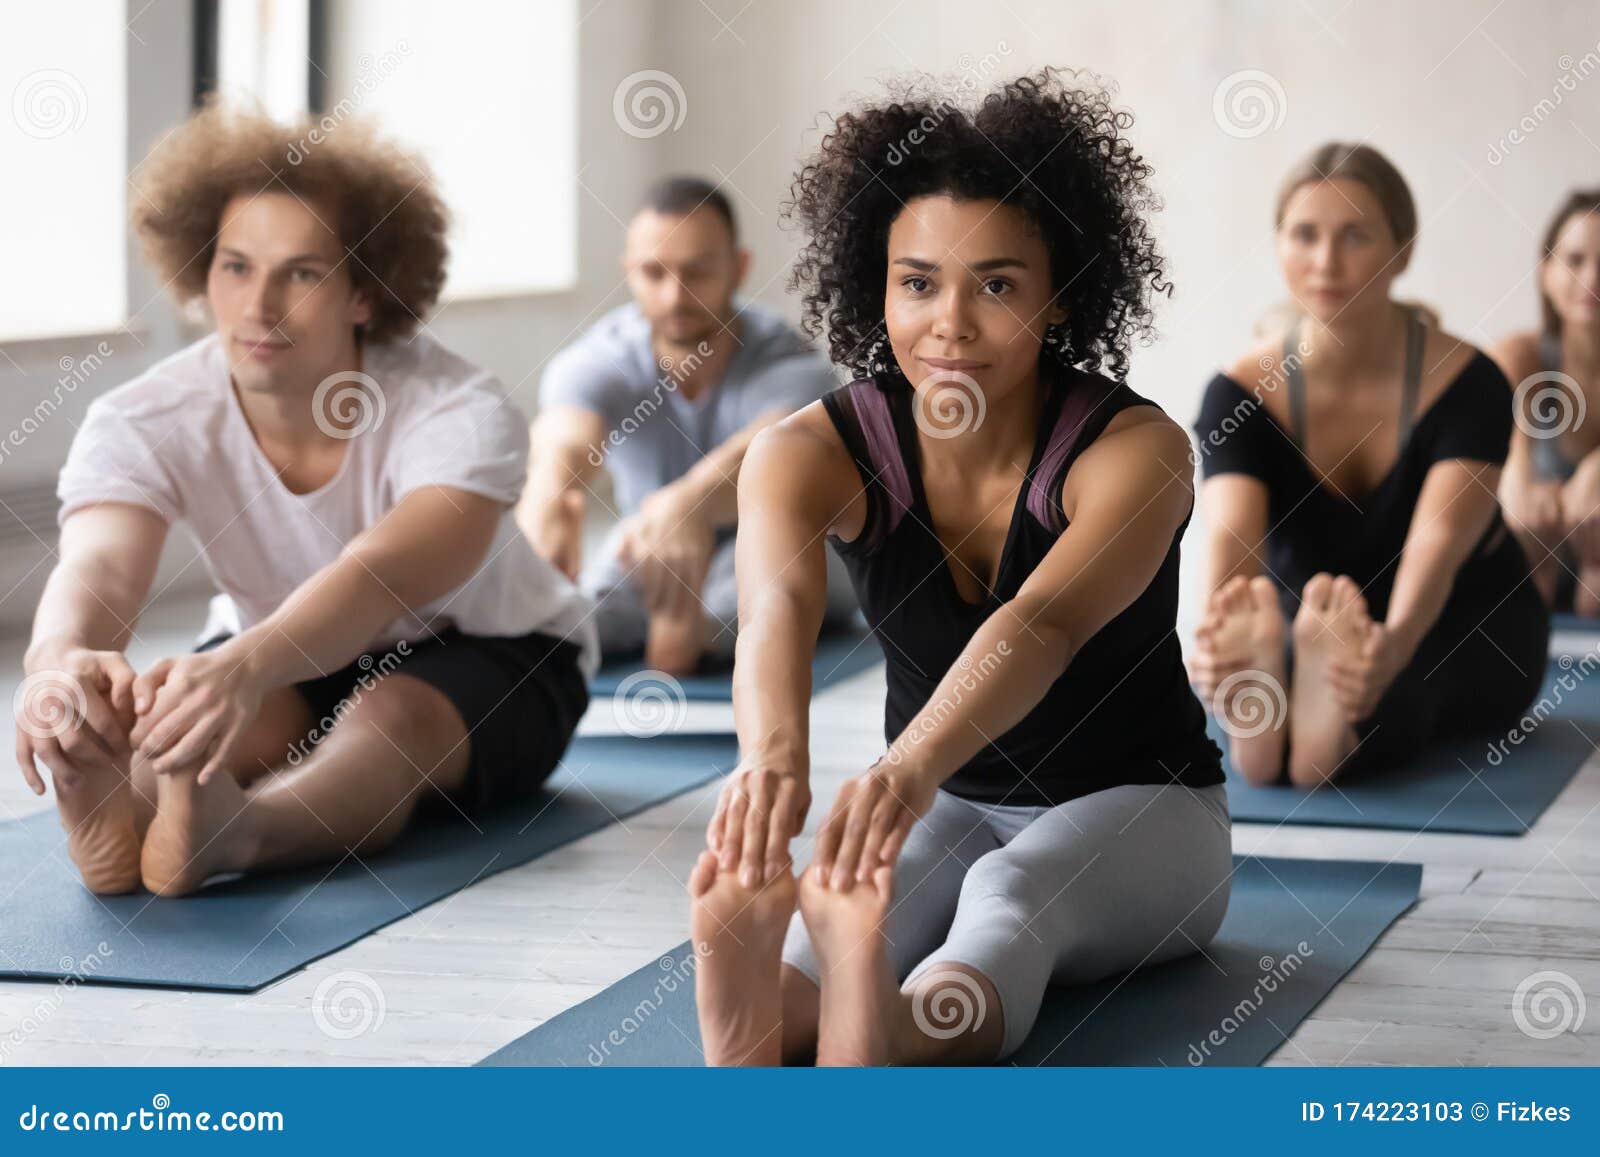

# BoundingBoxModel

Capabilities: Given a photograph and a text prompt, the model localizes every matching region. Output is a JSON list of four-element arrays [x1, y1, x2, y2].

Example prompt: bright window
[[0, 7, 127, 341]]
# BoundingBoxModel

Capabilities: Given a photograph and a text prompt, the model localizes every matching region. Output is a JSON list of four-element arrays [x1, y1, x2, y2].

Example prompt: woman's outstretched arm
[[706, 407, 865, 889], [813, 410, 1198, 889]]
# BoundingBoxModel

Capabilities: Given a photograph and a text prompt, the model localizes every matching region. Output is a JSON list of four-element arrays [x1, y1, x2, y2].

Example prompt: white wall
[[640, 0, 1600, 629], [5, 0, 1600, 634]]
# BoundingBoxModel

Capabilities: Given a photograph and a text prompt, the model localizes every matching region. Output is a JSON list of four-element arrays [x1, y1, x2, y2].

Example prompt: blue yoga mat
[[1553, 611, 1600, 633], [0, 732, 739, 991], [590, 627, 882, 701], [478, 855, 1420, 1067], [1219, 658, 1597, 835]]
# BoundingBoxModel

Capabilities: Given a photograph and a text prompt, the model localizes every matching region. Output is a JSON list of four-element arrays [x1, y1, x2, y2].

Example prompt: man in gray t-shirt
[[518, 177, 855, 674]]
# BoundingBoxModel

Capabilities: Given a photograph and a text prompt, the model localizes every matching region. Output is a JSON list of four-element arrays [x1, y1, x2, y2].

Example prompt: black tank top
[[821, 368, 1223, 807]]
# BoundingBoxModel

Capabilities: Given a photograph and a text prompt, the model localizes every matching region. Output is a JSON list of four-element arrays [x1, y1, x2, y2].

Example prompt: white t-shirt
[[57, 333, 599, 678]]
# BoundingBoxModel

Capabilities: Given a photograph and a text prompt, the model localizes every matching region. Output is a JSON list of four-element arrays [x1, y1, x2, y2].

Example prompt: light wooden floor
[[1, 598, 1596, 1066]]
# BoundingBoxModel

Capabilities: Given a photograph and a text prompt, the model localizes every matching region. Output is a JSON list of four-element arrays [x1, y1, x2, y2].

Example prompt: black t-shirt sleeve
[[1421, 353, 1513, 467], [1192, 373, 1280, 484]]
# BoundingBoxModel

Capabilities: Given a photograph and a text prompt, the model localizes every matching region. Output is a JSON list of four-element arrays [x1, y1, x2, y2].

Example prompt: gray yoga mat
[[478, 854, 1420, 1067], [0, 732, 739, 992], [1218, 658, 1597, 835], [591, 627, 882, 701]]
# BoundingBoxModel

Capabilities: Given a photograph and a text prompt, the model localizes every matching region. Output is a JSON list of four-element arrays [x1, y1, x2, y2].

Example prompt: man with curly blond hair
[[14, 102, 597, 898]]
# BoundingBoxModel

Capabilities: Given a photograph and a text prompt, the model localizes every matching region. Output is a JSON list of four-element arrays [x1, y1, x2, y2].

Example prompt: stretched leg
[[780, 790, 1003, 1064], [876, 782, 1233, 1064], [1195, 575, 1289, 784], [139, 674, 470, 896], [1287, 573, 1371, 788]]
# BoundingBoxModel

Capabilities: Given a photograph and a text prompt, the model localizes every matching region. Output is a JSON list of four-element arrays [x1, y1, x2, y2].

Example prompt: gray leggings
[[781, 780, 1233, 1058]]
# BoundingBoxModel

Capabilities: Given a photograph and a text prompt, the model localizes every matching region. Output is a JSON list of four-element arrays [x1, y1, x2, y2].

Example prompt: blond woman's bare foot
[[56, 761, 142, 895], [798, 861, 898, 1067], [1289, 574, 1370, 787], [1199, 575, 1289, 784], [139, 767, 256, 897], [687, 851, 796, 1066]]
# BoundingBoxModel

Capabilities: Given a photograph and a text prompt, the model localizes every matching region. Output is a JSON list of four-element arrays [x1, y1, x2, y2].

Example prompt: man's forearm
[[214, 554, 405, 689], [27, 559, 145, 663]]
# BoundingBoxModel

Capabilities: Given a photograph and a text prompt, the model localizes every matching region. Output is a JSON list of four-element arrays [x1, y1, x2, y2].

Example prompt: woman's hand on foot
[[812, 757, 938, 891], [707, 762, 811, 890], [130, 649, 267, 783]]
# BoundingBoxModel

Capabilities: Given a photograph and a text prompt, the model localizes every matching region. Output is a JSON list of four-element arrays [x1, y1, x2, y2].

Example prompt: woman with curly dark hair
[[14, 101, 595, 897], [1189, 143, 1547, 789], [685, 70, 1230, 1066]]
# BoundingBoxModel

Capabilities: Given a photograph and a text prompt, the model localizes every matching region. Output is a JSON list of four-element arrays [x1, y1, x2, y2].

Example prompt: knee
[[903, 963, 1007, 1062], [341, 675, 463, 756]]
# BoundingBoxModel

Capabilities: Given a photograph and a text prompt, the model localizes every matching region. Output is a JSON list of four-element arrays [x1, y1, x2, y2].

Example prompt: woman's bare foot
[[687, 851, 796, 1066], [798, 862, 898, 1067], [1199, 575, 1289, 784], [1288, 573, 1370, 787], [139, 767, 257, 897], [55, 762, 143, 895]]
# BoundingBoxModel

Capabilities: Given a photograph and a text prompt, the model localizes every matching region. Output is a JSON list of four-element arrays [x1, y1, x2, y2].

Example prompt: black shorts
[[197, 627, 589, 815]]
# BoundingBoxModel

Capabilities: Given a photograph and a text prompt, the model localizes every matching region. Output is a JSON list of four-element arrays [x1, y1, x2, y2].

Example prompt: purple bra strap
[[1026, 376, 1115, 535], [844, 378, 913, 540]]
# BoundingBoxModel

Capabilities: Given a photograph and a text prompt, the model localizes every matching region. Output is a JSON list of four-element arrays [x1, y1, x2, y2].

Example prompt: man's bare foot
[[1575, 563, 1600, 618], [1199, 575, 1289, 784], [56, 763, 142, 895], [798, 862, 898, 1067], [139, 767, 256, 897], [687, 851, 796, 1066], [1288, 573, 1370, 787], [644, 609, 709, 676]]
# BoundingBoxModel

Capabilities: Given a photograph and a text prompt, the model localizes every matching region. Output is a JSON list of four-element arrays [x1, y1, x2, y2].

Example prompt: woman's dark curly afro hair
[[786, 67, 1168, 384]]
